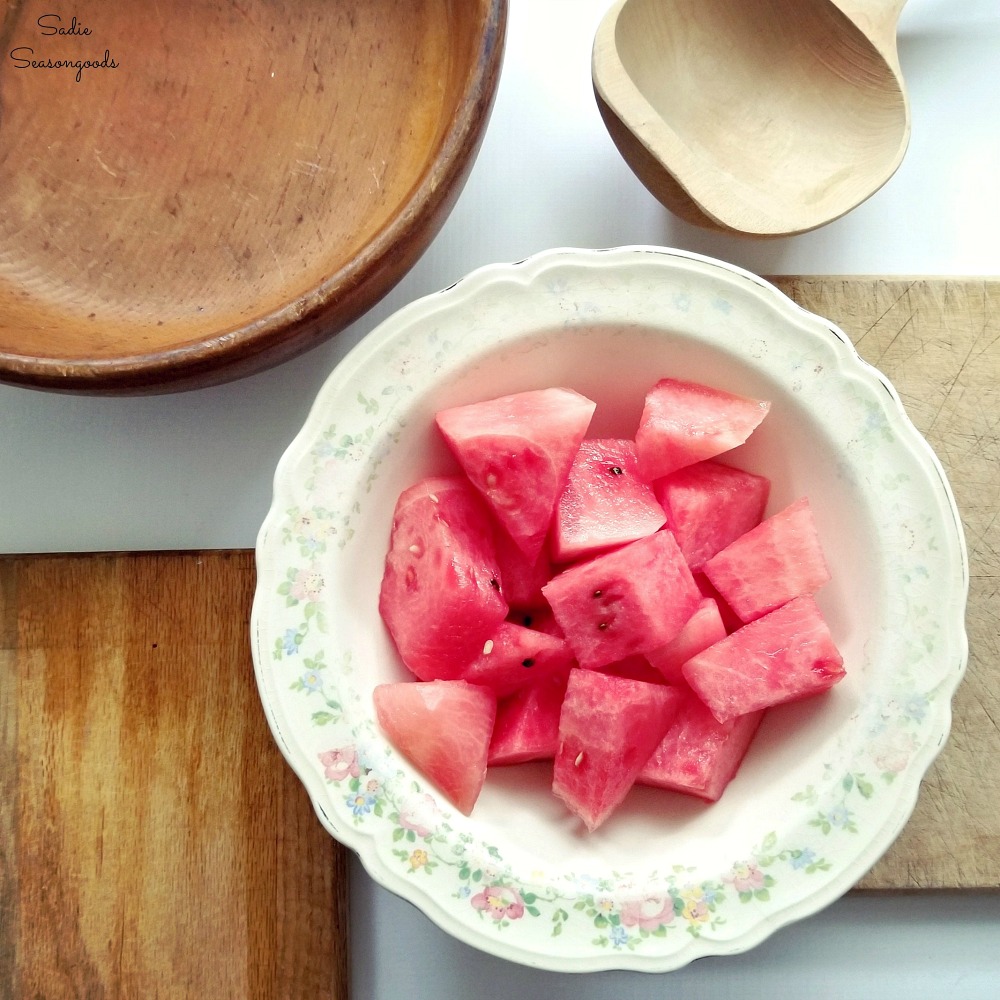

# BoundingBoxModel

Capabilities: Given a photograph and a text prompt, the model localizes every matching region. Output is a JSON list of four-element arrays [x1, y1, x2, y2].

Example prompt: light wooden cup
[[592, 0, 910, 237], [0, 0, 506, 393]]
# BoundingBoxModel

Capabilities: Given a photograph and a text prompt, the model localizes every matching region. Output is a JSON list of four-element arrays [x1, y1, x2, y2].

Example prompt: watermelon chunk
[[373, 679, 497, 815], [542, 530, 701, 670], [461, 621, 574, 699], [493, 525, 553, 609], [694, 573, 744, 634], [645, 596, 727, 684], [702, 496, 831, 623], [488, 670, 570, 766], [638, 689, 764, 802], [552, 439, 667, 562], [378, 476, 508, 680], [509, 605, 564, 638], [682, 596, 845, 723], [654, 460, 771, 571], [597, 654, 666, 685], [635, 378, 770, 481], [552, 669, 683, 830], [435, 388, 596, 559]]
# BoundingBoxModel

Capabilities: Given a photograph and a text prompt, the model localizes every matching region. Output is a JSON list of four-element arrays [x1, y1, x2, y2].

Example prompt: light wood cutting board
[[1, 277, 998, 997]]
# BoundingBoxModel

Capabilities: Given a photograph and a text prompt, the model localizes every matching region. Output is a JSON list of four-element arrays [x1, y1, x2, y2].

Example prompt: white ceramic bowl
[[250, 246, 968, 972]]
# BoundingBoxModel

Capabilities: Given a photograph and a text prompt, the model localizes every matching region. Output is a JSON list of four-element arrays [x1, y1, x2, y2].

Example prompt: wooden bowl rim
[[0, 0, 508, 394]]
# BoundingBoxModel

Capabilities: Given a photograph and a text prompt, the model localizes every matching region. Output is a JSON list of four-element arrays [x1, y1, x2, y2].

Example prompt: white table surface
[[3, 0, 998, 995]]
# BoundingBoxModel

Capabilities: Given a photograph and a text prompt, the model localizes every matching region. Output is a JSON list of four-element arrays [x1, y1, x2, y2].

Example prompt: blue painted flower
[[791, 848, 817, 870], [827, 804, 853, 829], [610, 925, 629, 948], [300, 670, 323, 692], [282, 628, 301, 655], [347, 790, 378, 817], [701, 885, 721, 905], [458, 885, 472, 899], [903, 693, 929, 722]]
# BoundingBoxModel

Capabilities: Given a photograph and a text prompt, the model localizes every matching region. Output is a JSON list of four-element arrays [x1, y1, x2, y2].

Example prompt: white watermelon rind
[[250, 246, 968, 972]]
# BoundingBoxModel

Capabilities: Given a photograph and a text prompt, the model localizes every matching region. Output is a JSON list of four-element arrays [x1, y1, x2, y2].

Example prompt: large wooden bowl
[[0, 0, 506, 393]]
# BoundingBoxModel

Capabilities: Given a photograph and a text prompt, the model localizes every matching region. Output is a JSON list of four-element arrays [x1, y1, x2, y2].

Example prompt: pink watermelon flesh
[[435, 388, 596, 559], [638, 688, 765, 802], [703, 496, 832, 623], [694, 573, 744, 634], [645, 596, 727, 684], [552, 438, 667, 562], [552, 669, 683, 830], [488, 670, 570, 766], [635, 377, 771, 481], [654, 460, 771, 571], [461, 621, 575, 699], [596, 654, 666, 685], [542, 530, 701, 670], [493, 525, 553, 609], [682, 595, 845, 723], [373, 679, 497, 815], [378, 476, 508, 681], [509, 605, 565, 638]]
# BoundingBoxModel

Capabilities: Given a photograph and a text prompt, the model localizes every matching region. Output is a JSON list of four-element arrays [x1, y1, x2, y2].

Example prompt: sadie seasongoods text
[[8, 14, 119, 83]]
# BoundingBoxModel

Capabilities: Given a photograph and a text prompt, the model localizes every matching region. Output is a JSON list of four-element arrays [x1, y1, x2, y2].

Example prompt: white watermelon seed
[[428, 493, 439, 503], [574, 752, 584, 767], [483, 639, 494, 655], [408, 544, 422, 555]]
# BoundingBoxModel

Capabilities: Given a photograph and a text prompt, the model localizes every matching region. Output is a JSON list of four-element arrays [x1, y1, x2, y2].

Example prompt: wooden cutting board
[[1, 277, 998, 997]]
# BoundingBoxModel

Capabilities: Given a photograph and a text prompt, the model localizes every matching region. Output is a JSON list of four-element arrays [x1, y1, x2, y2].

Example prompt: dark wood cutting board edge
[[1, 277, 998, 996]]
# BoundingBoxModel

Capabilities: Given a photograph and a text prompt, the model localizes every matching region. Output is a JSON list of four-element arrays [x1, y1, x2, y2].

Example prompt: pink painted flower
[[619, 895, 675, 931], [871, 728, 917, 774], [728, 862, 765, 893], [318, 746, 360, 782], [290, 566, 324, 602], [471, 884, 525, 922], [398, 793, 441, 838]]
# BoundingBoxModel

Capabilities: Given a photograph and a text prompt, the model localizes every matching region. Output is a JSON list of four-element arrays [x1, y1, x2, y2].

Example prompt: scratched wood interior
[[1, 277, 998, 997], [0, 0, 506, 392]]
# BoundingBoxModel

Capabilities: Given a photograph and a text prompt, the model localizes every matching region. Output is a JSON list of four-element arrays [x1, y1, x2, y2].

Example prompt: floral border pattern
[[251, 247, 966, 970]]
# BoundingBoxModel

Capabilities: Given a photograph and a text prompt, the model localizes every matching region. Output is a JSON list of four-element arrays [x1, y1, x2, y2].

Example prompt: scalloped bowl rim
[[250, 246, 969, 972]]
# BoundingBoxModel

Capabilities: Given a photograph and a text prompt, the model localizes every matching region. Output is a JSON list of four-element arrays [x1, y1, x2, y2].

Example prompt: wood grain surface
[[0, 551, 349, 999], [0, 278, 998, 998]]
